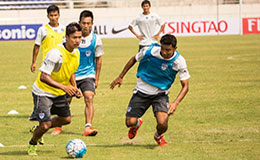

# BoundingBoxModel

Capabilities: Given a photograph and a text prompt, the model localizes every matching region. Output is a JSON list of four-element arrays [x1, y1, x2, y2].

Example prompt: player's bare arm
[[152, 23, 166, 40], [110, 56, 137, 89], [128, 26, 144, 40], [95, 56, 102, 88], [30, 44, 40, 73], [168, 79, 189, 115], [40, 72, 78, 96]]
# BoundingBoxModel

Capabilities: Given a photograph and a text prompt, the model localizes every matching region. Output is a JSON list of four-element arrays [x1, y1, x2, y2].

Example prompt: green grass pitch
[[0, 34, 259, 159]]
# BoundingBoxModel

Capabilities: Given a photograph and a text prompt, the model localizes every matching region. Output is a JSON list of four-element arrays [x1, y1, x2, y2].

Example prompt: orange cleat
[[83, 126, 98, 136], [154, 135, 168, 146], [128, 118, 143, 139], [51, 127, 62, 135]]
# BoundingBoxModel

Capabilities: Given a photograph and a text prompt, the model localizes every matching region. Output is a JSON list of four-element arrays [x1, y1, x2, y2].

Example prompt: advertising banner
[[243, 17, 260, 34], [0, 18, 240, 41], [0, 24, 41, 41], [94, 18, 240, 39]]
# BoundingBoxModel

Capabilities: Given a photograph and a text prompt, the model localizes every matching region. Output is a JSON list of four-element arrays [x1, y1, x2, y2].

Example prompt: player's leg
[[51, 96, 73, 135], [154, 112, 168, 146], [152, 93, 169, 146], [28, 94, 53, 155], [125, 90, 150, 139], [79, 78, 98, 136]]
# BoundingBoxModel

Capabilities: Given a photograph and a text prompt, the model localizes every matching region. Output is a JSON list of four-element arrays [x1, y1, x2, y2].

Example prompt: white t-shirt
[[134, 47, 190, 95], [34, 23, 65, 45], [129, 12, 164, 46], [32, 43, 78, 97]]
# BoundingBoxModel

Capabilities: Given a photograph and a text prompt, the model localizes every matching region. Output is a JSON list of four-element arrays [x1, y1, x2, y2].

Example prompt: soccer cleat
[[154, 135, 168, 146], [51, 127, 62, 135], [83, 126, 98, 136], [28, 144, 37, 156], [30, 125, 44, 145], [128, 118, 143, 139]]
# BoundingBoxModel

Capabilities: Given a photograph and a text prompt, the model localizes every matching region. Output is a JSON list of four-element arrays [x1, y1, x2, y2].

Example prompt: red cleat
[[154, 135, 168, 146], [51, 127, 62, 135], [128, 118, 143, 139], [83, 126, 98, 136]]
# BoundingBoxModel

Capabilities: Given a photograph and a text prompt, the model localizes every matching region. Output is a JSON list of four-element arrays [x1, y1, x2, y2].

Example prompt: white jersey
[[134, 47, 190, 95], [34, 23, 65, 45], [129, 12, 164, 46]]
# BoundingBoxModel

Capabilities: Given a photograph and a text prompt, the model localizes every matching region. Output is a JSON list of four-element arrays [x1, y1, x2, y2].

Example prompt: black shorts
[[76, 78, 95, 93], [32, 93, 71, 122], [126, 90, 169, 118]]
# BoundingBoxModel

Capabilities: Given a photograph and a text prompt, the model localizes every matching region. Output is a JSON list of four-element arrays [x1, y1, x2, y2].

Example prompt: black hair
[[160, 34, 177, 48], [141, 0, 151, 7], [47, 4, 60, 14], [79, 10, 94, 22], [66, 22, 82, 36]]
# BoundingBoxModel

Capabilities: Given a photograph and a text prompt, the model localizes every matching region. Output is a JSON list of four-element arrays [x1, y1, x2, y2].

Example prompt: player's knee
[[125, 117, 137, 127], [84, 95, 93, 104]]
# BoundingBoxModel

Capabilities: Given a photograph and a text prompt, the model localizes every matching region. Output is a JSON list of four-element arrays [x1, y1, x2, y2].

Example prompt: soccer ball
[[66, 139, 87, 158]]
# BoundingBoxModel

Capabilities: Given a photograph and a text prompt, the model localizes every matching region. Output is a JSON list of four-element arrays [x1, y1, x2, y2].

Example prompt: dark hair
[[160, 34, 177, 48], [141, 0, 151, 7], [47, 4, 59, 14], [79, 10, 94, 22], [66, 22, 82, 36]]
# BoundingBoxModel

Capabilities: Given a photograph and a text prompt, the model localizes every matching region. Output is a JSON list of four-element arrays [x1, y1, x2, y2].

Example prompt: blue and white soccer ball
[[66, 139, 87, 158]]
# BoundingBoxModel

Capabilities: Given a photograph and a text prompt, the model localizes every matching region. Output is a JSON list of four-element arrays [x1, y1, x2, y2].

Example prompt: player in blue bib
[[110, 34, 190, 146], [51, 10, 104, 136]]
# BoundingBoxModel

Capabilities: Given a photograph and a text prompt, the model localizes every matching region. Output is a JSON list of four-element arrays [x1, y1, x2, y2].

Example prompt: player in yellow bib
[[27, 22, 82, 156], [30, 4, 65, 72]]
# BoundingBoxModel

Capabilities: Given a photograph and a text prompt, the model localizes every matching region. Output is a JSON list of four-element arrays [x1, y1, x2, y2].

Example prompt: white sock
[[154, 132, 161, 139], [85, 123, 91, 128], [135, 118, 140, 128]]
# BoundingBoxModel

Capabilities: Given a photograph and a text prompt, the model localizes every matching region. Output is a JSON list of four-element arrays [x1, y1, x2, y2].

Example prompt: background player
[[128, 0, 165, 51]]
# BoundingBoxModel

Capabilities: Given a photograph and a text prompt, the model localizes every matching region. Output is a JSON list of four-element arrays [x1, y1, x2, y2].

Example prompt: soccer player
[[51, 10, 104, 136], [30, 4, 65, 73], [110, 34, 190, 146], [29, 4, 65, 121], [28, 22, 82, 156], [128, 0, 165, 51]]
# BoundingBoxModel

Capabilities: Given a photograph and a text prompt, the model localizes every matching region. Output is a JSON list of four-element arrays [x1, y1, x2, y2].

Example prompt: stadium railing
[[0, 0, 259, 10]]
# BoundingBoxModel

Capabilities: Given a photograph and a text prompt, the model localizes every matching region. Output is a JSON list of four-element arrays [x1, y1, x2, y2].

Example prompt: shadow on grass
[[0, 150, 52, 156], [90, 143, 158, 149], [0, 115, 29, 119]]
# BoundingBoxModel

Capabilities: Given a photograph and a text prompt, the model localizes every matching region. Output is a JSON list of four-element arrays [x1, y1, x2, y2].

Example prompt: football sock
[[135, 119, 140, 128], [154, 132, 161, 139], [85, 123, 91, 128], [29, 139, 37, 145]]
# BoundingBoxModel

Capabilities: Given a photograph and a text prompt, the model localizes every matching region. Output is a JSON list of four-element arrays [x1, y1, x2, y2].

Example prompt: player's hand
[[110, 77, 123, 89], [137, 35, 144, 40], [75, 88, 82, 98], [62, 85, 78, 96], [95, 80, 98, 89], [152, 34, 160, 40], [168, 102, 178, 116], [31, 63, 36, 73]]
